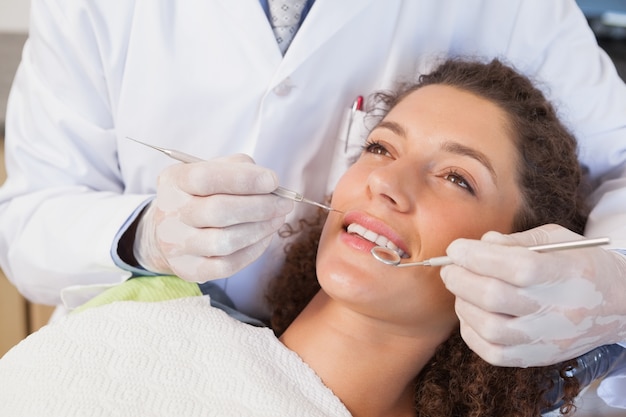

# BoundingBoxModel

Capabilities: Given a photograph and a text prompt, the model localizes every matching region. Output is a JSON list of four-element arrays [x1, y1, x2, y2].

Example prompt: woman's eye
[[444, 171, 475, 195], [363, 141, 391, 157]]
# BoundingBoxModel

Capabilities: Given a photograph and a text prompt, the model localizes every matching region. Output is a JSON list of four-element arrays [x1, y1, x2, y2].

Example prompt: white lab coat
[[1, 0, 626, 406]]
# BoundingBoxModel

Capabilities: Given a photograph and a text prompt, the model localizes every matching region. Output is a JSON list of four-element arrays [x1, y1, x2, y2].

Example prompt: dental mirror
[[371, 236, 611, 268], [370, 246, 450, 267]]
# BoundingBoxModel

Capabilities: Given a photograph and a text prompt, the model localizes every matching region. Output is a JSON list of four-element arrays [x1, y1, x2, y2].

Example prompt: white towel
[[0, 297, 351, 417]]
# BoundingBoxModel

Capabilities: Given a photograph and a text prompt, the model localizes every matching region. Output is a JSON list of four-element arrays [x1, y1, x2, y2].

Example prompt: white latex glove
[[440, 224, 626, 367], [133, 154, 294, 282]]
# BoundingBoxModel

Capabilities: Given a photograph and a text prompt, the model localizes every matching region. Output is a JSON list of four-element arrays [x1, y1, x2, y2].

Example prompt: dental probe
[[126, 137, 338, 212], [371, 236, 611, 267]]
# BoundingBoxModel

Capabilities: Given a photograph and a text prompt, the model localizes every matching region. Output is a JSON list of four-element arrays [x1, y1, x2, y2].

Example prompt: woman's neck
[[279, 291, 451, 417]]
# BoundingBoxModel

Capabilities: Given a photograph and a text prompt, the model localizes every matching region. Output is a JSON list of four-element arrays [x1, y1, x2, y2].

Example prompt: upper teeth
[[347, 223, 406, 258]]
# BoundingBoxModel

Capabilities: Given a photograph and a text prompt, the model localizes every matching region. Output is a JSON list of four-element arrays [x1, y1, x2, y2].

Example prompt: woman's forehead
[[383, 85, 513, 147]]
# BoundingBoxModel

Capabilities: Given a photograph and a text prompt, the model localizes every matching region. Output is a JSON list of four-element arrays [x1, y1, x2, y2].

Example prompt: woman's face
[[316, 84, 523, 332]]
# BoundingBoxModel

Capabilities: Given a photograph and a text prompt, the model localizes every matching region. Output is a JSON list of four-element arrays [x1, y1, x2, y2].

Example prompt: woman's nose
[[367, 160, 414, 212]]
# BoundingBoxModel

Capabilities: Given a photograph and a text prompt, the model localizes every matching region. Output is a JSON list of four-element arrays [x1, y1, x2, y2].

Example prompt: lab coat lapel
[[211, 0, 378, 86], [277, 0, 378, 77], [214, 0, 284, 66]]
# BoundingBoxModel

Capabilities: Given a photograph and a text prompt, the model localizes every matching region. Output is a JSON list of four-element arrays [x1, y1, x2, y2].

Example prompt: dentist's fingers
[[133, 153, 295, 281], [441, 263, 538, 317], [165, 153, 280, 196], [164, 235, 277, 282], [441, 224, 626, 367], [157, 216, 287, 258], [443, 227, 582, 288], [179, 194, 293, 228]]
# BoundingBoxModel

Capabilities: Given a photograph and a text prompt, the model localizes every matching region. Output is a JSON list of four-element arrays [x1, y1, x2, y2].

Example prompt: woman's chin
[[316, 257, 389, 304]]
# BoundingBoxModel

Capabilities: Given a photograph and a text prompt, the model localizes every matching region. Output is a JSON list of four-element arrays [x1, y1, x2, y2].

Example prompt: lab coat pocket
[[326, 106, 368, 193]]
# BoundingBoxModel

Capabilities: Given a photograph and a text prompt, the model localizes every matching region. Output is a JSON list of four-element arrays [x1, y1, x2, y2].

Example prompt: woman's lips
[[341, 211, 410, 258]]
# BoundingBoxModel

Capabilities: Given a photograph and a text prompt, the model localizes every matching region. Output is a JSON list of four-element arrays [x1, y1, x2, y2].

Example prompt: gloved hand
[[133, 154, 294, 282], [440, 223, 626, 367]]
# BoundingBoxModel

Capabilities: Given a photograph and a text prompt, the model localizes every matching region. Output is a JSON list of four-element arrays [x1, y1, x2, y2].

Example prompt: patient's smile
[[346, 223, 407, 258]]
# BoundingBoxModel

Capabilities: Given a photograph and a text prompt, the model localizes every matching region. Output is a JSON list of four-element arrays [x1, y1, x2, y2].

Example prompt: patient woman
[[0, 58, 587, 416]]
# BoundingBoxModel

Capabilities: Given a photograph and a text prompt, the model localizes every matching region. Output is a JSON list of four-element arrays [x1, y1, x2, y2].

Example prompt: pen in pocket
[[345, 96, 364, 152]]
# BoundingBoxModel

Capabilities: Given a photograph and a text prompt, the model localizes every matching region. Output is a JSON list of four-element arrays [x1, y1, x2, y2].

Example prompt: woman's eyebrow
[[376, 120, 406, 137], [441, 140, 497, 182]]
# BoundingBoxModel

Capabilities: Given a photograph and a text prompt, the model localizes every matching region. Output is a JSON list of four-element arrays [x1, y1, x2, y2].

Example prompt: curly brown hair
[[266, 58, 588, 416]]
